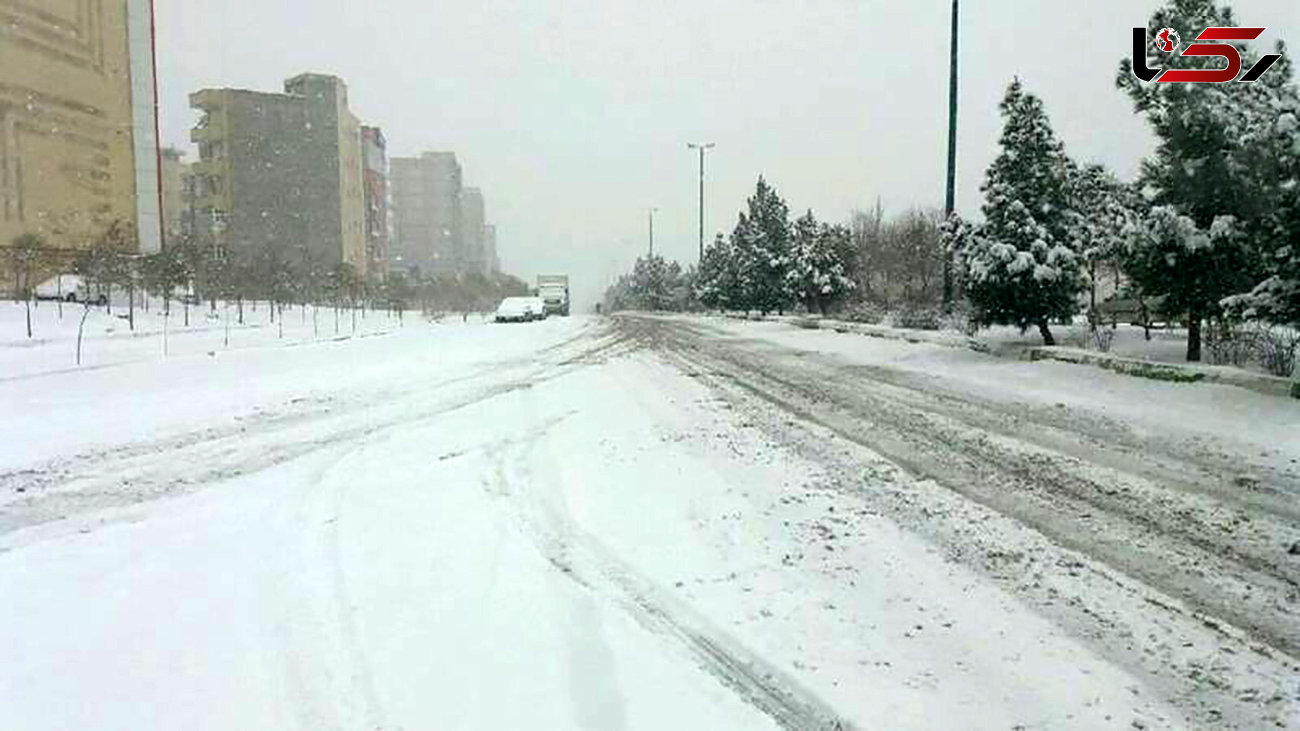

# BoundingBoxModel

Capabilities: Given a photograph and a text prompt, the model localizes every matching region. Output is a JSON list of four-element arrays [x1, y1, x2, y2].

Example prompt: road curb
[[720, 313, 1299, 400]]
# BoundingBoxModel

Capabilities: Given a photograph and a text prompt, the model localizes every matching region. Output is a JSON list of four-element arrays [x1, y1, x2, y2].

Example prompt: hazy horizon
[[155, 0, 1297, 308]]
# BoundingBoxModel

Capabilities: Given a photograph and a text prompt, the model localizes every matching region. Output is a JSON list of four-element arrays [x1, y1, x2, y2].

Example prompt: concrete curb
[[718, 313, 1299, 400], [1027, 346, 1299, 399]]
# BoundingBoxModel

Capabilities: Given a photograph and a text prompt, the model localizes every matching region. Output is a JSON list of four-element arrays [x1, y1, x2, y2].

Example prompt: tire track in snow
[[0, 323, 637, 544], [623, 314, 1300, 729], [480, 417, 852, 731]]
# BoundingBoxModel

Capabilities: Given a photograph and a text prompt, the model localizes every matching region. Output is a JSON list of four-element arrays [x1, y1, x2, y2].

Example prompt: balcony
[[190, 159, 225, 177]]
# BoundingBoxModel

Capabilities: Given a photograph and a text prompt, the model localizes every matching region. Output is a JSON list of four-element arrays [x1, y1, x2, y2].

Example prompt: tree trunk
[[76, 305, 91, 365], [24, 296, 32, 339], [1088, 261, 1098, 331], [128, 281, 135, 332], [1037, 320, 1056, 346], [1187, 309, 1203, 362], [237, 297, 244, 325]]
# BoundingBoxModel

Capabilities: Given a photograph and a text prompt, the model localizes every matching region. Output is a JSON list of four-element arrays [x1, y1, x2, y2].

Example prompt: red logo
[[1132, 27, 1282, 83], [1155, 28, 1180, 53]]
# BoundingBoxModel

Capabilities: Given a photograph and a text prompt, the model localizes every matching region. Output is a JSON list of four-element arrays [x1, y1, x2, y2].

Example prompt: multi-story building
[[160, 148, 190, 247], [485, 224, 500, 274], [0, 0, 162, 289], [189, 73, 367, 276], [390, 152, 462, 276], [459, 187, 487, 276], [361, 126, 391, 280]]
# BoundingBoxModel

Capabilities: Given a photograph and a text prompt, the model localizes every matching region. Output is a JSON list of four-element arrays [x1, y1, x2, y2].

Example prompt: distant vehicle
[[536, 274, 570, 316], [524, 297, 548, 321], [495, 296, 535, 323], [33, 275, 105, 305], [172, 284, 201, 306]]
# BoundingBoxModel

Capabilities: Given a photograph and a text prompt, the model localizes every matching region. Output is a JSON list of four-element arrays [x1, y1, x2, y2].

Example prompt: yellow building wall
[[0, 0, 140, 263], [338, 106, 366, 277]]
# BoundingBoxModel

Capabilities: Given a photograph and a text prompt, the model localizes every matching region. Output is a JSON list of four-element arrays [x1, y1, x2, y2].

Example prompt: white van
[[33, 275, 105, 305]]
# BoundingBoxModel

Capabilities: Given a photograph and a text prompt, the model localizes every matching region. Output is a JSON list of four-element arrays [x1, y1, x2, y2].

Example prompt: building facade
[[390, 152, 462, 276], [189, 73, 367, 276], [160, 147, 190, 247], [485, 224, 500, 274], [0, 0, 161, 288], [360, 126, 391, 280], [459, 187, 486, 276]]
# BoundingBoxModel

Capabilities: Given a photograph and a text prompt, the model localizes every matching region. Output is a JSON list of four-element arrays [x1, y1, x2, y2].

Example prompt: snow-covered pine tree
[[1118, 0, 1299, 360], [1125, 207, 1243, 350], [1223, 53, 1300, 330], [697, 232, 740, 311], [1068, 164, 1139, 322], [787, 211, 856, 315], [733, 177, 794, 315], [959, 79, 1084, 345]]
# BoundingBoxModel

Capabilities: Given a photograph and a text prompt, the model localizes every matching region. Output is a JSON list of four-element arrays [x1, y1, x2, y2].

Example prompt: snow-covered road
[[2, 311, 1295, 728]]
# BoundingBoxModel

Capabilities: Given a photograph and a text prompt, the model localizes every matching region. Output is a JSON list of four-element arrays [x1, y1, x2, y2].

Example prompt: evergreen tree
[[1117, 0, 1298, 360], [733, 177, 793, 315], [787, 211, 856, 315], [697, 232, 740, 311], [1068, 164, 1139, 321], [958, 79, 1084, 344]]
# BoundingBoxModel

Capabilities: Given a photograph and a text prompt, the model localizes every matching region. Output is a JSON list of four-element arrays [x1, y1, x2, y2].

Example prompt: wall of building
[[361, 126, 390, 279], [190, 74, 364, 274], [160, 148, 187, 246], [460, 187, 486, 276], [390, 152, 462, 277], [0, 0, 159, 286]]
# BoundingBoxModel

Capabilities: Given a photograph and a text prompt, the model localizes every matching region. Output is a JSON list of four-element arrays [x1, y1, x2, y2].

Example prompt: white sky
[[155, 1, 1298, 307]]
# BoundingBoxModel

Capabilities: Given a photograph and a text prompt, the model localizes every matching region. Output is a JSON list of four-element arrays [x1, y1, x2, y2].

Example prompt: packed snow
[[2, 304, 1297, 729]]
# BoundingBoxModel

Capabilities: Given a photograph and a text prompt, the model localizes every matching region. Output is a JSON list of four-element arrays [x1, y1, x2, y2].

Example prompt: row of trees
[[6, 225, 531, 339], [605, 181, 950, 319], [606, 0, 1300, 367], [945, 0, 1299, 360], [695, 179, 857, 316]]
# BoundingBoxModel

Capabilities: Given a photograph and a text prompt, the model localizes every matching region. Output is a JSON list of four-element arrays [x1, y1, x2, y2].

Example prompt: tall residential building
[[390, 152, 462, 276], [189, 73, 367, 276], [361, 126, 391, 279], [460, 187, 486, 276], [0, 0, 161, 289], [485, 224, 500, 274], [160, 148, 190, 247]]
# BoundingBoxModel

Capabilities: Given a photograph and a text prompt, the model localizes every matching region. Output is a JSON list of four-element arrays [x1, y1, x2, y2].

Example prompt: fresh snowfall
[[1, 303, 1297, 730]]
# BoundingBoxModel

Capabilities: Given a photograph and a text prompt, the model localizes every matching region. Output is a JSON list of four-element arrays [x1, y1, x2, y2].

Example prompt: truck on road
[[536, 274, 571, 316]]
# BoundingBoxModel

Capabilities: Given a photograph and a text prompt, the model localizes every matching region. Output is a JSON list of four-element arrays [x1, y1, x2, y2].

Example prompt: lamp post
[[648, 207, 659, 256], [687, 142, 715, 264], [942, 0, 959, 309]]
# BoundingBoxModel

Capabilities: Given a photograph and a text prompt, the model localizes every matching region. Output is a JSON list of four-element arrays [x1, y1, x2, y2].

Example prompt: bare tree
[[6, 233, 47, 339]]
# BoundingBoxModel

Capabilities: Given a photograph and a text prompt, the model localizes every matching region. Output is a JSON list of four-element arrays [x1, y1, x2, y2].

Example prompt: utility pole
[[942, 0, 960, 309], [648, 207, 658, 257], [687, 142, 715, 264]]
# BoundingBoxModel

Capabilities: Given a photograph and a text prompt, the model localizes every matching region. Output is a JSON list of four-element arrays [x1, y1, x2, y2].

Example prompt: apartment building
[[390, 152, 462, 276], [189, 73, 366, 275], [460, 187, 487, 276], [361, 126, 391, 279], [0, 0, 161, 289]]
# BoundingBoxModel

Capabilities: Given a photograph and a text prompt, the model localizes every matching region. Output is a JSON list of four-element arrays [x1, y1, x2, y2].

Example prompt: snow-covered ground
[[2, 305, 1296, 729]]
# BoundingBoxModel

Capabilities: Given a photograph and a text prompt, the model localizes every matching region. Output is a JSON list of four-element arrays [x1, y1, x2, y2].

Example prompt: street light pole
[[687, 142, 715, 265], [942, 0, 959, 309], [648, 207, 658, 257]]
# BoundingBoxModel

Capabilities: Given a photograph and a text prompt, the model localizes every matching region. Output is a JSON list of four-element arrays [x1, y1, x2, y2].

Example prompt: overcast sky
[[155, 1, 1297, 308]]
